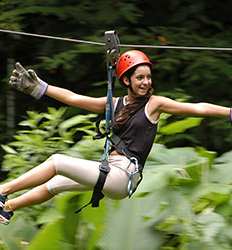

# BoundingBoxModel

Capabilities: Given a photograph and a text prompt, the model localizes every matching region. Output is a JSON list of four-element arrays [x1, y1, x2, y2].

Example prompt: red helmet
[[116, 50, 152, 79]]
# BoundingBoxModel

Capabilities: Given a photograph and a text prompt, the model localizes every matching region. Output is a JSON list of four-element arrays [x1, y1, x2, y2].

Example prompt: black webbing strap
[[110, 134, 143, 197], [75, 31, 120, 213], [110, 134, 142, 172], [90, 159, 110, 207], [75, 160, 109, 213]]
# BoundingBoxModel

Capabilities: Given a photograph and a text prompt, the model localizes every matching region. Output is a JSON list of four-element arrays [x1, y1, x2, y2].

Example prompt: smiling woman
[[0, 49, 231, 225], [123, 65, 152, 96]]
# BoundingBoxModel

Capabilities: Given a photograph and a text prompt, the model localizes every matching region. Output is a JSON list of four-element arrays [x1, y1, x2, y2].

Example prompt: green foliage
[[159, 117, 203, 135], [27, 193, 82, 250], [0, 217, 36, 250], [0, 107, 232, 249], [95, 144, 232, 250], [0, 107, 101, 249], [1, 107, 99, 179], [156, 112, 204, 146]]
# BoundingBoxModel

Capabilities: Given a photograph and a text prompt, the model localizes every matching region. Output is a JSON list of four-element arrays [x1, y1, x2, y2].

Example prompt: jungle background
[[0, 0, 232, 249]]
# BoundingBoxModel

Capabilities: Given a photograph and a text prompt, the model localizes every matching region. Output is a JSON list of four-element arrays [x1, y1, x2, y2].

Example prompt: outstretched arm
[[9, 62, 108, 113], [46, 85, 107, 113], [148, 95, 231, 120]]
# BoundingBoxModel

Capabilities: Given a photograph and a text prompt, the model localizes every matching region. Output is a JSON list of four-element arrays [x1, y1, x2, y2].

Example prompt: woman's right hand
[[9, 62, 48, 100]]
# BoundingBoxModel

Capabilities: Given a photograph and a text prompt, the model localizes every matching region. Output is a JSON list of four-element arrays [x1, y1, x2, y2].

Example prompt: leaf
[[99, 199, 163, 250], [209, 162, 232, 185], [0, 216, 37, 250], [159, 117, 203, 135], [1, 145, 17, 154], [192, 183, 232, 213], [215, 150, 232, 164], [28, 192, 82, 250], [58, 114, 96, 136], [28, 219, 73, 250], [195, 211, 226, 244]]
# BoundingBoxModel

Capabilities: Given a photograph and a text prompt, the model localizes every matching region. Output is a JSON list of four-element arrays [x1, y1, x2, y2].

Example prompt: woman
[[0, 50, 231, 224]]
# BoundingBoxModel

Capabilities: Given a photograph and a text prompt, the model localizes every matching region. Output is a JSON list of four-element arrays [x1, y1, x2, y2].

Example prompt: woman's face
[[123, 65, 152, 97]]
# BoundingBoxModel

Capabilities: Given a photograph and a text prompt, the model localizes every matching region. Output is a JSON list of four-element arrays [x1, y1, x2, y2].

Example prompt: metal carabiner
[[129, 157, 139, 174], [127, 157, 139, 197]]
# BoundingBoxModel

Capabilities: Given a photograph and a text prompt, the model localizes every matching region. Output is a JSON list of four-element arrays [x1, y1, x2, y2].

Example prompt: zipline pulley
[[105, 30, 120, 66]]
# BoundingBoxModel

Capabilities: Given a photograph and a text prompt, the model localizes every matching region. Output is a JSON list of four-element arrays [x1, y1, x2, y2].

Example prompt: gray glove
[[9, 62, 48, 99]]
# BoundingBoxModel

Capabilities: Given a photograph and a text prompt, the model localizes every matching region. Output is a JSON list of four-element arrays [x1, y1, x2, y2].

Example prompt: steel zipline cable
[[1, 28, 232, 51], [0, 28, 105, 46]]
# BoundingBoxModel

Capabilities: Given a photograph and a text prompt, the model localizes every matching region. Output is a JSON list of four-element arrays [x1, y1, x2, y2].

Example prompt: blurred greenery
[[0, 108, 231, 249]]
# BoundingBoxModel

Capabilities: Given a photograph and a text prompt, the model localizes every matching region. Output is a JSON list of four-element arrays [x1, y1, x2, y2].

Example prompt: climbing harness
[[76, 30, 120, 213], [89, 30, 120, 207], [109, 134, 143, 197]]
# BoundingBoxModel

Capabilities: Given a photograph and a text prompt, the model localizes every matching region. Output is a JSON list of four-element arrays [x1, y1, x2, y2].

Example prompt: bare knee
[[47, 153, 64, 173]]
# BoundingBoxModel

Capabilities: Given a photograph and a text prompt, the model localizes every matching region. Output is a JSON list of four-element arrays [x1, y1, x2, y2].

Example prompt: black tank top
[[113, 96, 158, 169]]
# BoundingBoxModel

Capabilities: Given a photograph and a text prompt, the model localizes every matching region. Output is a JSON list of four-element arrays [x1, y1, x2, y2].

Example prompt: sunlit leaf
[[159, 117, 203, 135], [1, 144, 17, 154]]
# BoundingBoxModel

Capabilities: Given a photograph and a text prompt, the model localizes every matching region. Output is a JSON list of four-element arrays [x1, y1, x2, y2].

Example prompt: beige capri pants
[[46, 154, 140, 200]]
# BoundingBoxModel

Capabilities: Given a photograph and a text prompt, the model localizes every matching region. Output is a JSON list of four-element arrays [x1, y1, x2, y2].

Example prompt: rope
[[1, 28, 232, 51], [0, 29, 104, 46], [122, 44, 232, 51]]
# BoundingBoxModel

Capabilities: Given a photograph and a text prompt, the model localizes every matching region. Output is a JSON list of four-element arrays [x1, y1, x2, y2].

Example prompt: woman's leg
[[50, 154, 138, 199], [4, 175, 91, 211], [0, 154, 134, 224], [1, 154, 137, 211], [4, 184, 53, 211], [0, 157, 56, 195], [46, 175, 92, 195], [0, 153, 101, 211]]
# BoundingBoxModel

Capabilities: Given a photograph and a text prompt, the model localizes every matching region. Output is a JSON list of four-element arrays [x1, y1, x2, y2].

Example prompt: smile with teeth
[[139, 87, 148, 91]]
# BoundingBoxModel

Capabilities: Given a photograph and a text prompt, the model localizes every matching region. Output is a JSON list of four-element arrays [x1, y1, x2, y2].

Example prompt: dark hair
[[114, 64, 153, 127]]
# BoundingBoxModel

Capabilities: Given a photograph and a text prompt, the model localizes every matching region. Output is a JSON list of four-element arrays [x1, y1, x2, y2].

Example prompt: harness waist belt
[[110, 134, 142, 172]]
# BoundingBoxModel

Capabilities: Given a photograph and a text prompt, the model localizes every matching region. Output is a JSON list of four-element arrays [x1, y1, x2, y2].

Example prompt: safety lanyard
[[75, 31, 120, 213], [101, 31, 120, 161]]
